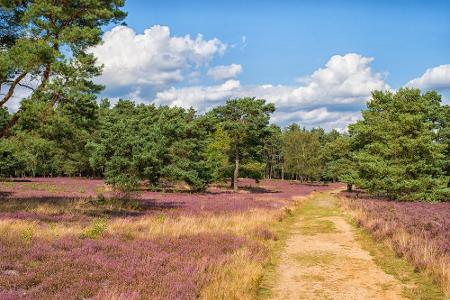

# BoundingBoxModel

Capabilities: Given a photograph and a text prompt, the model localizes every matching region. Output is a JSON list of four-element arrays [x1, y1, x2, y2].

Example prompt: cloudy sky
[[10, 0, 450, 131]]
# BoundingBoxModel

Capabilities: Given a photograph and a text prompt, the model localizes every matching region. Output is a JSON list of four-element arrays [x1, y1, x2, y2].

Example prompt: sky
[[11, 0, 450, 131]]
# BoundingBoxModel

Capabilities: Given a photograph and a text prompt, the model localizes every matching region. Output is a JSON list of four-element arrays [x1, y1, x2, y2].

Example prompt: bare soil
[[271, 192, 406, 300]]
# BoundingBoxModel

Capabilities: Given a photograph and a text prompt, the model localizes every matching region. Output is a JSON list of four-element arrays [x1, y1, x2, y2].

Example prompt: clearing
[[270, 192, 406, 300]]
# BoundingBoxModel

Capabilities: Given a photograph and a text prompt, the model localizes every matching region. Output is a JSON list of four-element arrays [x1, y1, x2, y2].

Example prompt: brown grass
[[0, 194, 311, 299], [338, 196, 450, 297]]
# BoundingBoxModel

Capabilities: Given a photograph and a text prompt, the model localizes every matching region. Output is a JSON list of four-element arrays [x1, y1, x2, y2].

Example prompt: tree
[[0, 0, 126, 138], [438, 104, 450, 187], [89, 100, 212, 192], [349, 88, 449, 201], [321, 134, 358, 191], [282, 124, 322, 181], [205, 124, 232, 182], [211, 97, 275, 191], [263, 124, 283, 179]]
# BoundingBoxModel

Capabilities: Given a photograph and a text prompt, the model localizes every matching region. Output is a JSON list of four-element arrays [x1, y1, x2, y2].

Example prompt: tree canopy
[[210, 97, 275, 191], [0, 0, 126, 137], [349, 89, 449, 201]]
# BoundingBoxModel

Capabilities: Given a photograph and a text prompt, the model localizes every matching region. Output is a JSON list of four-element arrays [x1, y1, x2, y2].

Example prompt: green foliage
[[321, 134, 358, 190], [88, 100, 211, 192], [210, 97, 275, 190], [282, 124, 322, 181], [264, 124, 283, 179], [240, 161, 265, 182], [205, 125, 232, 182], [0, 0, 126, 137], [81, 218, 108, 239], [0, 107, 9, 128], [0, 96, 99, 177], [349, 88, 449, 201]]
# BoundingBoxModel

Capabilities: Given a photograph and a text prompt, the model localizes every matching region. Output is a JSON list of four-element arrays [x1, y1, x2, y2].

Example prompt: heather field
[[339, 192, 450, 295], [0, 178, 338, 299]]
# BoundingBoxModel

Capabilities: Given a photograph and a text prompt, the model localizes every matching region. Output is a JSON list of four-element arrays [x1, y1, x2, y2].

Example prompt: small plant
[[20, 227, 34, 244], [96, 192, 106, 205], [156, 214, 167, 223], [81, 218, 108, 239]]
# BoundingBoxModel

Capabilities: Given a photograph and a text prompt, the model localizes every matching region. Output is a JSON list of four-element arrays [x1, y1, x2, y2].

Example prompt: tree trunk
[[0, 113, 19, 139], [347, 183, 353, 192], [233, 146, 239, 192], [281, 165, 284, 180]]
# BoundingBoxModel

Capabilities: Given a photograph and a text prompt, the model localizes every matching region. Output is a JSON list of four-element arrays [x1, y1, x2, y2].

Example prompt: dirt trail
[[271, 192, 406, 300]]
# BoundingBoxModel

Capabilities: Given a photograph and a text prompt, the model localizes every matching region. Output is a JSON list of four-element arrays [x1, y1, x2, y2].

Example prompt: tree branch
[[0, 113, 19, 138], [0, 71, 28, 107], [17, 82, 35, 91]]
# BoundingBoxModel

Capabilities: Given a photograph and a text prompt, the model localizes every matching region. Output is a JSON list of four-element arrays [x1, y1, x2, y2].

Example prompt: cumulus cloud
[[154, 79, 240, 111], [271, 108, 362, 132], [207, 64, 242, 80], [151, 53, 388, 130], [89, 25, 226, 92], [406, 64, 450, 90]]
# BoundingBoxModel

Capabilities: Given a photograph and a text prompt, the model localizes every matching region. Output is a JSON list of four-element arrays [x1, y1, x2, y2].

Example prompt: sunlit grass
[[340, 197, 448, 299], [292, 251, 337, 267]]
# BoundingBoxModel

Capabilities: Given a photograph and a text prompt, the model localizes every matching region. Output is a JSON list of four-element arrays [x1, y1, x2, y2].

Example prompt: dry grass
[[0, 209, 282, 240], [0, 194, 310, 299], [339, 196, 450, 297], [200, 249, 264, 300], [108, 209, 282, 239]]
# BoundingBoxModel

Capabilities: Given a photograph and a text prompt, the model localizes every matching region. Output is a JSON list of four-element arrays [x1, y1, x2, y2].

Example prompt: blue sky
[[122, 0, 449, 87], [87, 0, 450, 130]]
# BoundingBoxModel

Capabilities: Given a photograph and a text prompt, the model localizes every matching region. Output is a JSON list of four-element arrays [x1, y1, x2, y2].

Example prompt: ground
[[271, 192, 405, 300], [0, 178, 446, 299]]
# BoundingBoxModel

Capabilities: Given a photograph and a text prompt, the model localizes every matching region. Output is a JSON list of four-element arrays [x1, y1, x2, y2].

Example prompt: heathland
[[1, 1, 449, 299]]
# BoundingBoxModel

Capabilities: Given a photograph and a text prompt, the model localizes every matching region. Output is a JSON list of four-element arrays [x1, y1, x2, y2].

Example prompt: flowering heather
[[0, 178, 339, 221], [339, 192, 450, 294], [0, 177, 334, 298], [0, 233, 244, 299]]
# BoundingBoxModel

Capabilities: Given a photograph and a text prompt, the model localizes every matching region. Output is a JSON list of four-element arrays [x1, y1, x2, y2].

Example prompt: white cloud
[[154, 53, 387, 109], [271, 108, 362, 132], [89, 25, 226, 90], [406, 64, 450, 90], [150, 53, 388, 130], [207, 64, 242, 80], [154, 79, 240, 111]]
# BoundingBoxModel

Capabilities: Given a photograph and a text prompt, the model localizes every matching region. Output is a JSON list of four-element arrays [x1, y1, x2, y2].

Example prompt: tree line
[[1, 1, 449, 201], [264, 88, 450, 201], [1, 88, 449, 201]]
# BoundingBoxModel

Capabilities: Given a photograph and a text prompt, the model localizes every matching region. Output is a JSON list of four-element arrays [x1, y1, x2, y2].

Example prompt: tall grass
[[0, 198, 309, 298], [338, 194, 450, 296]]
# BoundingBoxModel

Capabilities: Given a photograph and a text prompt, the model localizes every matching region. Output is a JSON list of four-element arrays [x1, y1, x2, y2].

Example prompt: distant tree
[[0, 0, 126, 138], [263, 124, 283, 179], [211, 97, 275, 191], [439, 104, 450, 187], [321, 135, 358, 191], [350, 88, 449, 201], [205, 124, 232, 182], [282, 124, 322, 181]]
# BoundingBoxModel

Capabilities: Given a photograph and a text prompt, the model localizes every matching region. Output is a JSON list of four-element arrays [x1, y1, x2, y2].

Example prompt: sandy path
[[271, 192, 406, 300]]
